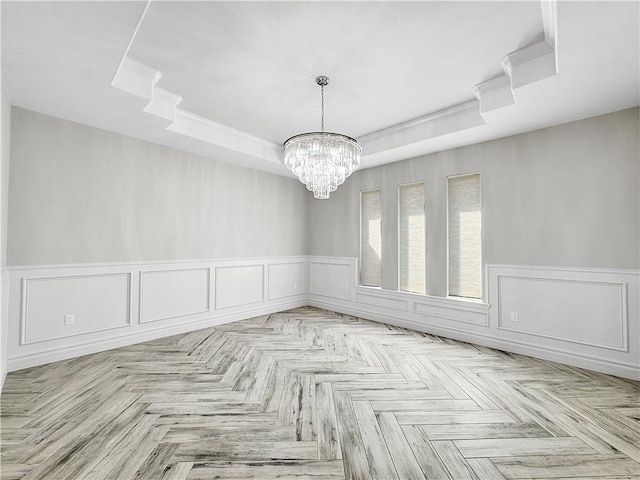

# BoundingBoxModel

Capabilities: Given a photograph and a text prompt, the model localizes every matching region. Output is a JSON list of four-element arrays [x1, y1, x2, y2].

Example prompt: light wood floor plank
[[401, 425, 452, 479], [492, 454, 640, 478], [1, 306, 638, 480], [377, 412, 426, 480]]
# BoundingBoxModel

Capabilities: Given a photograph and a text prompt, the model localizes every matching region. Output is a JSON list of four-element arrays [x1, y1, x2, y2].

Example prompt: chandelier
[[284, 76, 361, 199]]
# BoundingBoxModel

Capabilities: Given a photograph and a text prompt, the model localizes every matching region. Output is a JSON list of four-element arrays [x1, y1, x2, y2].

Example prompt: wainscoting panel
[[309, 257, 354, 302], [308, 257, 639, 380], [413, 300, 489, 327], [140, 268, 210, 323], [6, 257, 307, 372], [215, 264, 264, 310], [22, 273, 131, 344], [496, 275, 627, 351], [356, 292, 408, 312], [268, 262, 305, 301], [5, 257, 638, 380]]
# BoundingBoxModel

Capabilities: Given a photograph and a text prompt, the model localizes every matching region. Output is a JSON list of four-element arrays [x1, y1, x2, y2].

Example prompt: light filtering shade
[[284, 132, 361, 199], [399, 182, 425, 294], [360, 189, 382, 287], [448, 173, 482, 298]]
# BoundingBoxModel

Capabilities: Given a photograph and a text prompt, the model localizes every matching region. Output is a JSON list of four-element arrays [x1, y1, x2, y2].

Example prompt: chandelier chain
[[321, 84, 325, 132]]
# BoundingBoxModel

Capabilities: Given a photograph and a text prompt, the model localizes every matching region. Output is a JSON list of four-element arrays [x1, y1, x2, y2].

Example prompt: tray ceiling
[[2, 1, 638, 177]]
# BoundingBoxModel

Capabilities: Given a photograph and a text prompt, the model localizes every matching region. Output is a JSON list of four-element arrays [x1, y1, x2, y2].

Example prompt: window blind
[[360, 189, 382, 287], [448, 173, 481, 298], [399, 182, 425, 294]]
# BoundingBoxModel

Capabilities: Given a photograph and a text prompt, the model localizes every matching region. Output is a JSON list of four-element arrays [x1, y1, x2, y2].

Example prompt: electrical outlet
[[65, 314, 75, 325], [510, 312, 519, 322]]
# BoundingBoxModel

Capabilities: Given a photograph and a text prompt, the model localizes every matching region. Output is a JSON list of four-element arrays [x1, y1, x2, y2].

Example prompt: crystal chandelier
[[284, 76, 361, 199]]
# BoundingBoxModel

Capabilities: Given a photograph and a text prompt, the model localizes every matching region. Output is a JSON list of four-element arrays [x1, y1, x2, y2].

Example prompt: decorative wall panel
[[215, 264, 264, 310], [140, 268, 210, 323], [22, 273, 131, 344]]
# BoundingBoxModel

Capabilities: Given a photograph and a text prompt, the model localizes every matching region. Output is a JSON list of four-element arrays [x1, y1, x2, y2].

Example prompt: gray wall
[[309, 108, 640, 296], [8, 108, 309, 265], [1, 87, 9, 268], [1, 81, 10, 386]]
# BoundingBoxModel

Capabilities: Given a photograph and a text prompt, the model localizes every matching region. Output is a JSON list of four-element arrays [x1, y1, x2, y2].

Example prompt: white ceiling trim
[[110, 0, 559, 170]]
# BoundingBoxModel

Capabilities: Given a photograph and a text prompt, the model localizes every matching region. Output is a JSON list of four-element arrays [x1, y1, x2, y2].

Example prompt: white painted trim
[[7, 299, 306, 373], [138, 267, 211, 324], [487, 263, 640, 276], [308, 298, 640, 381], [5, 256, 309, 373], [20, 272, 133, 345], [7, 255, 309, 271], [413, 302, 490, 328], [495, 274, 629, 352], [356, 292, 408, 312], [309, 257, 639, 380], [111, 0, 152, 85], [267, 261, 306, 301], [214, 263, 265, 310], [6, 255, 637, 383]]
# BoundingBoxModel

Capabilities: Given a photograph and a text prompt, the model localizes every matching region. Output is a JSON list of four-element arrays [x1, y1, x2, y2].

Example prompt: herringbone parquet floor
[[1, 307, 639, 480]]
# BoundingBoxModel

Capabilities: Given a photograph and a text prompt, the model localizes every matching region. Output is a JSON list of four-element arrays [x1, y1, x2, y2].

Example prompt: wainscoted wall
[[6, 254, 639, 381], [307, 256, 640, 380], [6, 256, 307, 371]]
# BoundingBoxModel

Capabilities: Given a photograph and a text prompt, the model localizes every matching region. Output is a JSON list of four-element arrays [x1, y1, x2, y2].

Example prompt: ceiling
[[2, 1, 638, 177]]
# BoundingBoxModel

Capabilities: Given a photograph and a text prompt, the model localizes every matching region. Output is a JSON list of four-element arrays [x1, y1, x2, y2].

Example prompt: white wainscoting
[[6, 256, 639, 380], [140, 268, 210, 324], [307, 257, 639, 380], [22, 273, 132, 344], [309, 257, 355, 302], [6, 256, 307, 372], [215, 264, 265, 310], [268, 262, 306, 301], [1, 268, 9, 390]]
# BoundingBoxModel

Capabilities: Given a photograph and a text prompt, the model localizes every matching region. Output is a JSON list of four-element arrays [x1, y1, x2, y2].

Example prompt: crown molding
[[109, 0, 559, 172], [111, 57, 159, 100], [360, 99, 485, 159], [143, 86, 182, 122], [111, 57, 282, 166], [502, 40, 557, 89], [167, 109, 282, 165], [472, 74, 515, 114]]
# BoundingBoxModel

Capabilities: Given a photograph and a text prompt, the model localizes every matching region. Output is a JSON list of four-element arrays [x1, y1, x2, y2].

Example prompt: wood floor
[[1, 307, 639, 480]]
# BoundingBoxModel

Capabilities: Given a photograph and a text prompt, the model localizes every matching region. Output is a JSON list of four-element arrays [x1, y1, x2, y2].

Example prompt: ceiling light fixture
[[284, 76, 361, 199]]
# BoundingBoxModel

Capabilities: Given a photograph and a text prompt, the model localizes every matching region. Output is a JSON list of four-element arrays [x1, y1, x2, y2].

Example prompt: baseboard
[[8, 299, 306, 372], [308, 299, 640, 381]]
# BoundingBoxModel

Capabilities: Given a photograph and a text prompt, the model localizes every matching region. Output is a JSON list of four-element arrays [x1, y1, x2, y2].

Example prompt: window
[[399, 182, 425, 294], [360, 189, 382, 287], [448, 173, 481, 299]]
